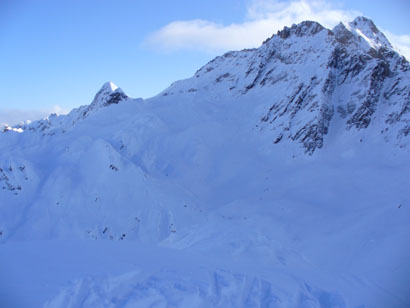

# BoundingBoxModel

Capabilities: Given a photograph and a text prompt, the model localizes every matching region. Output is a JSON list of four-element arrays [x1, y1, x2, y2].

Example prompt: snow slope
[[1, 17, 410, 308]]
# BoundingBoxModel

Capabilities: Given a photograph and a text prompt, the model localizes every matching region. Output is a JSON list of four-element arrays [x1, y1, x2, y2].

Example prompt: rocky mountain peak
[[350, 16, 381, 36], [333, 16, 392, 51]]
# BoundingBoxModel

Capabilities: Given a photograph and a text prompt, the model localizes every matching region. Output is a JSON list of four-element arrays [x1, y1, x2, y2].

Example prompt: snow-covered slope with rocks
[[1, 17, 410, 308]]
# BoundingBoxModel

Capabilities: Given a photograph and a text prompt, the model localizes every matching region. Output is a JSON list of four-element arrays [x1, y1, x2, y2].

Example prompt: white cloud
[[146, 0, 410, 60], [0, 105, 69, 126], [146, 0, 359, 53], [146, 19, 279, 53]]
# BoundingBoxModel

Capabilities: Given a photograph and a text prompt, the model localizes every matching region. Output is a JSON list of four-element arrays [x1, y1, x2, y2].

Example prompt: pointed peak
[[90, 81, 128, 110], [346, 16, 392, 49], [100, 81, 119, 92], [332, 16, 392, 52], [94, 81, 125, 99]]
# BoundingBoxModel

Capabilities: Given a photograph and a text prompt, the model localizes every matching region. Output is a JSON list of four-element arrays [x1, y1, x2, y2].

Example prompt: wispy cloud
[[146, 0, 359, 53], [383, 31, 410, 60], [0, 105, 69, 126], [146, 0, 410, 59]]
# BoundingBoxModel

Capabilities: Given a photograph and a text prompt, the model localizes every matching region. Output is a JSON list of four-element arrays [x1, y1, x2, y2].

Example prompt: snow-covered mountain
[[1, 17, 410, 308], [161, 17, 409, 154]]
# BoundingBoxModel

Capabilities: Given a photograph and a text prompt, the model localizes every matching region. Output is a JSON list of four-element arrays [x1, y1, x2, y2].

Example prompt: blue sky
[[1, 0, 409, 125]]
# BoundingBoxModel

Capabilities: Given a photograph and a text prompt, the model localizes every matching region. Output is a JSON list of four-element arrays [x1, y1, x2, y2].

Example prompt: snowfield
[[1, 17, 410, 307]]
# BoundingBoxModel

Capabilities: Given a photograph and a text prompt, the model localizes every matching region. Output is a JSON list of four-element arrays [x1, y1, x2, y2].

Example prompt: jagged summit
[[268, 16, 391, 51], [274, 20, 327, 40]]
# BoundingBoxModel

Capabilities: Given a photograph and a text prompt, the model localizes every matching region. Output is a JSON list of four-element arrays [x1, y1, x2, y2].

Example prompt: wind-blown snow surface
[[1, 17, 410, 307]]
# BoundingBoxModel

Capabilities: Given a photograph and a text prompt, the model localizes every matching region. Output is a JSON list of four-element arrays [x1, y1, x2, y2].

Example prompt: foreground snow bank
[[45, 270, 346, 308]]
